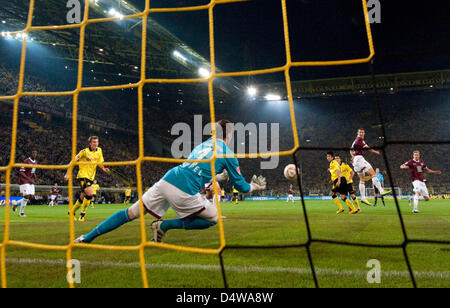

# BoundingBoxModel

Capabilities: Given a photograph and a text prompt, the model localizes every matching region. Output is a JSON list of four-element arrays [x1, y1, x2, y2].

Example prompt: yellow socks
[[332, 197, 344, 211], [345, 198, 357, 212], [72, 199, 82, 214], [81, 198, 90, 214], [352, 197, 360, 210]]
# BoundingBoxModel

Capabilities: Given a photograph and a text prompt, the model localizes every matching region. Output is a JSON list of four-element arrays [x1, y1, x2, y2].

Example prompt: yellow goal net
[[0, 0, 375, 288]]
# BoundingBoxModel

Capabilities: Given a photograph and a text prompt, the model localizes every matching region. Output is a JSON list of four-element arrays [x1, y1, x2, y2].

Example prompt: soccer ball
[[284, 164, 299, 181]]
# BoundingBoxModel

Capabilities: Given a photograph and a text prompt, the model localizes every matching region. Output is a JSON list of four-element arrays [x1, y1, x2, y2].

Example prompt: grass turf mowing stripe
[[5, 258, 450, 279]]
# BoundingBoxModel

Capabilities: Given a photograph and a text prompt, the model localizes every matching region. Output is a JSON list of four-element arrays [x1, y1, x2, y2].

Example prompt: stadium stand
[[1, 65, 448, 198]]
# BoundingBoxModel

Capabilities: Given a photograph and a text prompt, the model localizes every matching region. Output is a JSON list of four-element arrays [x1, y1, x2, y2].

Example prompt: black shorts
[[332, 177, 349, 195], [347, 183, 355, 195], [125, 196, 131, 201], [233, 193, 238, 197], [77, 178, 93, 191], [374, 187, 380, 194]]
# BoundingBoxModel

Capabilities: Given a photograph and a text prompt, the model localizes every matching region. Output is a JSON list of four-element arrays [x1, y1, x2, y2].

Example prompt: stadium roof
[[0, 0, 243, 94], [261, 70, 450, 99]]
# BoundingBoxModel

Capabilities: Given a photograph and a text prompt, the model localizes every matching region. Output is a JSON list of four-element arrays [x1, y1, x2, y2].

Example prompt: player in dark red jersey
[[13, 150, 38, 217], [49, 183, 60, 207], [350, 129, 391, 206], [286, 184, 295, 203], [400, 150, 441, 213]]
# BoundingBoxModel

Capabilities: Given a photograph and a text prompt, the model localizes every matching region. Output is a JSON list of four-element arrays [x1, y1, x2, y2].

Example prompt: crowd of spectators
[[233, 92, 449, 195], [1, 65, 448, 198]]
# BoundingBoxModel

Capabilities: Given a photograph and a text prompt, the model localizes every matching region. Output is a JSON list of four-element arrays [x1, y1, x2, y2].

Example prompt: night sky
[[146, 0, 450, 80]]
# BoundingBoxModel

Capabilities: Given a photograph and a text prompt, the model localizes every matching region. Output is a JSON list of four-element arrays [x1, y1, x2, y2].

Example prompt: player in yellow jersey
[[124, 188, 132, 206], [231, 186, 239, 204], [90, 180, 100, 209], [335, 155, 361, 212], [79, 180, 100, 219], [327, 152, 358, 214], [221, 188, 225, 202], [64, 136, 110, 221]]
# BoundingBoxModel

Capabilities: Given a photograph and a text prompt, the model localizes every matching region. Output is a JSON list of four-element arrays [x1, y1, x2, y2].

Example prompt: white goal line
[[5, 258, 450, 279]]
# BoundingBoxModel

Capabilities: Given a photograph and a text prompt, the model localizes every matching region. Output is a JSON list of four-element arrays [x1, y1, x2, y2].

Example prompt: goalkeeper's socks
[[83, 209, 130, 243], [160, 217, 216, 232], [160, 218, 183, 232], [183, 217, 216, 230]]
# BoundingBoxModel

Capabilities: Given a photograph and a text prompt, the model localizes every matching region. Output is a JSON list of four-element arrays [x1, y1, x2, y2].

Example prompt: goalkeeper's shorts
[[133, 180, 218, 222]]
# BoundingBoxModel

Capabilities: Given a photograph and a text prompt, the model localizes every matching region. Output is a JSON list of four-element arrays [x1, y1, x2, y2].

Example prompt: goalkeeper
[[75, 120, 266, 244]]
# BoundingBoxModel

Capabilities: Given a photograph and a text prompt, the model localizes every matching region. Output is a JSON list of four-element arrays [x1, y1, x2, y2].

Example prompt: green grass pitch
[[0, 199, 448, 288]]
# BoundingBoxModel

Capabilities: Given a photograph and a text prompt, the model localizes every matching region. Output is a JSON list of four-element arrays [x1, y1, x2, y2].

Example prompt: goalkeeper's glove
[[215, 170, 229, 182], [250, 175, 267, 192]]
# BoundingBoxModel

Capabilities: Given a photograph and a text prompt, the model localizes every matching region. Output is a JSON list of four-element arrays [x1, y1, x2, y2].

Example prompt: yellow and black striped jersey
[[340, 162, 354, 184], [76, 147, 104, 181], [91, 184, 100, 195], [329, 160, 341, 182]]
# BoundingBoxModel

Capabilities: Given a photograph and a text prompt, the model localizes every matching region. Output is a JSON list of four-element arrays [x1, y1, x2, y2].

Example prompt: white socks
[[410, 195, 424, 201], [372, 176, 384, 194], [359, 182, 366, 199], [20, 198, 28, 215], [413, 195, 419, 212]]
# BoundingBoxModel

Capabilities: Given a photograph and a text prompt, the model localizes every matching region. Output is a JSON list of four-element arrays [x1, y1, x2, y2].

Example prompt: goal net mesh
[[1, 0, 447, 288]]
